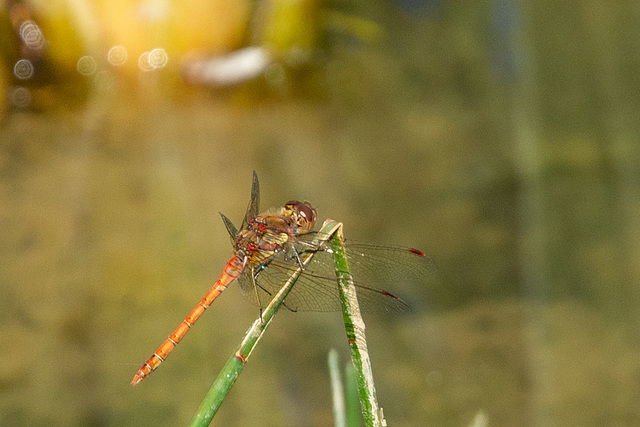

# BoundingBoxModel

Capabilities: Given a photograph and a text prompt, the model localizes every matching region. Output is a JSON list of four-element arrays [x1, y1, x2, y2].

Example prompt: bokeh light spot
[[138, 48, 168, 72], [137, 52, 154, 72], [19, 20, 45, 51], [13, 59, 34, 80], [77, 55, 98, 76], [148, 48, 168, 69], [10, 86, 31, 108], [107, 45, 128, 66]]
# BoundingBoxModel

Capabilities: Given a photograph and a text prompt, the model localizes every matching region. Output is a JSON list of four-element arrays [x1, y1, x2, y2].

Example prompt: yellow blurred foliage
[[93, 0, 249, 58], [24, 0, 249, 76], [255, 0, 321, 61]]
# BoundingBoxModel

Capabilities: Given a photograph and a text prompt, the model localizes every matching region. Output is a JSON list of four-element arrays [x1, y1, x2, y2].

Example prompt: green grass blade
[[328, 349, 347, 427], [344, 361, 362, 427], [330, 225, 385, 427], [188, 219, 341, 427]]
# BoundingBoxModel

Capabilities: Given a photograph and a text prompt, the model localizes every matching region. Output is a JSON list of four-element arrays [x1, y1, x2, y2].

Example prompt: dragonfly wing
[[234, 260, 329, 311], [343, 242, 437, 287], [287, 260, 412, 314], [240, 171, 260, 231], [243, 250, 412, 313], [234, 233, 434, 314], [298, 251, 412, 314], [251, 254, 343, 312], [219, 212, 239, 241], [296, 233, 437, 285], [235, 263, 300, 311], [219, 171, 260, 245]]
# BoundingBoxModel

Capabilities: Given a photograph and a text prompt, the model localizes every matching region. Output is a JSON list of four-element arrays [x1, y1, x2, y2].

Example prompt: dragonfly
[[131, 172, 436, 385]]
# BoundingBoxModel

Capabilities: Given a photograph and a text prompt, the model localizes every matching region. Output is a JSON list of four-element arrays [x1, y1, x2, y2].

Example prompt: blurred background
[[1, 0, 639, 425]]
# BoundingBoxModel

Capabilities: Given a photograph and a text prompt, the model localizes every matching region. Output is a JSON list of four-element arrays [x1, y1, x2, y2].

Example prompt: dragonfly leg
[[282, 301, 298, 313], [286, 243, 307, 270], [251, 266, 298, 313], [249, 266, 265, 325]]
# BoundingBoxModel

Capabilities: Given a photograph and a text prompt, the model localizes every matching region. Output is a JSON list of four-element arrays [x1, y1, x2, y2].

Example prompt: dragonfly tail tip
[[131, 373, 144, 386]]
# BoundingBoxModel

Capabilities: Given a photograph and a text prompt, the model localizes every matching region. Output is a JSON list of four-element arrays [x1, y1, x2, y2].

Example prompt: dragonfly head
[[284, 200, 317, 234]]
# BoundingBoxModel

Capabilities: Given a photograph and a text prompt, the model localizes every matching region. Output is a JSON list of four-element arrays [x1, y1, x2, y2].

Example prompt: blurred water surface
[[1, 1, 640, 426]]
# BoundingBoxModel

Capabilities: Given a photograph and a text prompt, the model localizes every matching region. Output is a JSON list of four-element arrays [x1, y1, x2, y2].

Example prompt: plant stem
[[330, 225, 385, 427]]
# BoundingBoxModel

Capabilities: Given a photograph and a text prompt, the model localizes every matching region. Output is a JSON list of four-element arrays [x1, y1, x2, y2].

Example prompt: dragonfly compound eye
[[296, 202, 317, 231], [284, 200, 317, 232]]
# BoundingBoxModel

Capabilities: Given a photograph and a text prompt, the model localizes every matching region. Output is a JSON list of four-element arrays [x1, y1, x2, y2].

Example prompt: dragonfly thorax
[[234, 201, 317, 266]]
